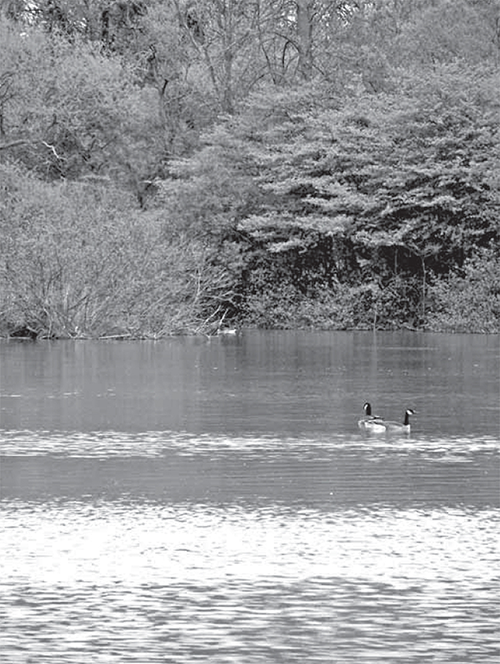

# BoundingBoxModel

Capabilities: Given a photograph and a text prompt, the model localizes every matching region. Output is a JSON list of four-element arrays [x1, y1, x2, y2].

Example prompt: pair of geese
[[358, 402, 416, 433]]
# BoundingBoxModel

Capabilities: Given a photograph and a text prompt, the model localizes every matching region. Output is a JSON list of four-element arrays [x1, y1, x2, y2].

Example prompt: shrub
[[0, 166, 228, 337], [426, 249, 500, 333]]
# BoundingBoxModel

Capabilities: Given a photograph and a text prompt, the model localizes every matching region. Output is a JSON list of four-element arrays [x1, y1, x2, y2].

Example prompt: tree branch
[[0, 140, 28, 151]]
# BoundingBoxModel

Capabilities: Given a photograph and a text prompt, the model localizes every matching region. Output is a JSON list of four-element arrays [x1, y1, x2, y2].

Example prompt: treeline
[[0, 0, 499, 337]]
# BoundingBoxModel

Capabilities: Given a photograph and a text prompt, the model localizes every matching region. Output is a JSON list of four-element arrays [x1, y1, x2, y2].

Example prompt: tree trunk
[[221, 0, 234, 113], [296, 0, 314, 80]]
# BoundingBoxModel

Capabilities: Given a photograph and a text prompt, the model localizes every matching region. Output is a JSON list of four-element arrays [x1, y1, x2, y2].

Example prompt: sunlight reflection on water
[[1, 499, 499, 663], [1, 437, 499, 663], [0, 428, 498, 460], [2, 500, 499, 586], [0, 332, 498, 663]]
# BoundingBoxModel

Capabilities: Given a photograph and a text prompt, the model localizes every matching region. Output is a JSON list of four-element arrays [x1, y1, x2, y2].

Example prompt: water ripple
[[0, 501, 499, 663], [0, 429, 498, 462], [1, 500, 498, 586]]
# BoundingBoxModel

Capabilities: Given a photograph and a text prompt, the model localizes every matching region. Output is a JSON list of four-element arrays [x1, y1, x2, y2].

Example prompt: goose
[[376, 408, 416, 434], [358, 402, 385, 431]]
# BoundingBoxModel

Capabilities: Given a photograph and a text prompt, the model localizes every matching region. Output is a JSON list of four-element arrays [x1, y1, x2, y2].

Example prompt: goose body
[[358, 402, 385, 432], [375, 409, 416, 434]]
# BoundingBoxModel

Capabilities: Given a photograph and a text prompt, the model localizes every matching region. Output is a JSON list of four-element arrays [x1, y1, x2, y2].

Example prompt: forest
[[0, 0, 499, 337]]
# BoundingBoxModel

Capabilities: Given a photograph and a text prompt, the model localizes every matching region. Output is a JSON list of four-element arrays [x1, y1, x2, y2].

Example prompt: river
[[0, 331, 499, 663]]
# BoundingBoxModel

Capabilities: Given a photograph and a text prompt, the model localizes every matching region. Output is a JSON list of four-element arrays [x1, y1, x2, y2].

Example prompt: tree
[[157, 61, 500, 327], [0, 18, 162, 202], [395, 0, 500, 65], [2, 0, 499, 333]]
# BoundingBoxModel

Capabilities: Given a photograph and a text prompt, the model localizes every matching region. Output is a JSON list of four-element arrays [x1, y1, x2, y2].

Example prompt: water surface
[[1, 331, 499, 663]]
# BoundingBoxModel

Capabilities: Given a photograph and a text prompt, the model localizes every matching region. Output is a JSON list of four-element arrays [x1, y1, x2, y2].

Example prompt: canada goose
[[378, 408, 416, 434], [358, 402, 385, 431]]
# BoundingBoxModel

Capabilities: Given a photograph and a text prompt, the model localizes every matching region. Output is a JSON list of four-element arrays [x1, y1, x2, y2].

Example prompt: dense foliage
[[0, 0, 499, 336]]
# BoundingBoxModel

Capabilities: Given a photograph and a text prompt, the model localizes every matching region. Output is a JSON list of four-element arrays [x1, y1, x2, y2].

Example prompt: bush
[[0, 166, 229, 337], [426, 249, 500, 333]]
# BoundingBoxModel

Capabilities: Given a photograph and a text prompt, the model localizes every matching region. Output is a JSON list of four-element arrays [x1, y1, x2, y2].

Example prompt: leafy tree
[[0, 19, 162, 202], [0, 0, 147, 44], [159, 62, 500, 327], [1, 0, 499, 334], [395, 0, 500, 65], [427, 248, 500, 333]]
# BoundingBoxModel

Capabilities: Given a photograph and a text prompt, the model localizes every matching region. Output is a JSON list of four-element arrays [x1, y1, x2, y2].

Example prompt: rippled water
[[1, 332, 499, 663], [2, 501, 499, 663]]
